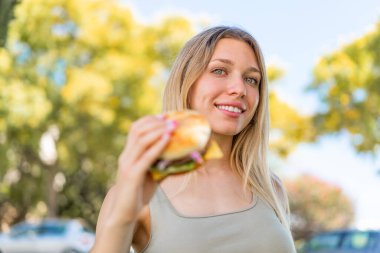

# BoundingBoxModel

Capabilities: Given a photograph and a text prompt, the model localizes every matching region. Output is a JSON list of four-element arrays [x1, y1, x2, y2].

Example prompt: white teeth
[[216, 105, 242, 113]]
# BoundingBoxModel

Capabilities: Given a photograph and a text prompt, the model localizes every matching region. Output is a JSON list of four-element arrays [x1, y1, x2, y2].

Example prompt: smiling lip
[[214, 102, 246, 117]]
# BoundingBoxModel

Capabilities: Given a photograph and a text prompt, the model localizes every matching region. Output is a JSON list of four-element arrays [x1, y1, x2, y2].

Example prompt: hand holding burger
[[150, 110, 223, 180]]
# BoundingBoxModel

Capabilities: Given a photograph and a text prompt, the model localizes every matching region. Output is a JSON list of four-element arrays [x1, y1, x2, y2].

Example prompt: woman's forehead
[[210, 38, 260, 70]]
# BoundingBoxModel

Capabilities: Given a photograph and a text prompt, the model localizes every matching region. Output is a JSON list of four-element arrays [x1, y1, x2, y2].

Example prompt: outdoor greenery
[[1, 0, 378, 240], [309, 22, 380, 154], [0, 0, 194, 228], [0, 0, 19, 47]]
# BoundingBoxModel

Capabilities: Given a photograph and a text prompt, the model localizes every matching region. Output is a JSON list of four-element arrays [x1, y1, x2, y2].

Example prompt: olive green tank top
[[139, 186, 296, 253]]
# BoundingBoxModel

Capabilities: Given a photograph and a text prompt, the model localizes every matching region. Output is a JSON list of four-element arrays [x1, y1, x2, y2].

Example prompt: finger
[[121, 117, 165, 161], [118, 120, 176, 176], [125, 118, 177, 159], [133, 132, 172, 175], [129, 115, 165, 132], [119, 133, 171, 184], [124, 126, 167, 167], [126, 116, 167, 147]]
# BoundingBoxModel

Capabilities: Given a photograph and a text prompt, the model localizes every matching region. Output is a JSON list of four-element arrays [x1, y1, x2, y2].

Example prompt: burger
[[150, 110, 223, 180]]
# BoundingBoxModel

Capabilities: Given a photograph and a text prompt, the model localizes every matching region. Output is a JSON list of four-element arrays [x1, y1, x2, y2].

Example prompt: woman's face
[[188, 38, 261, 136]]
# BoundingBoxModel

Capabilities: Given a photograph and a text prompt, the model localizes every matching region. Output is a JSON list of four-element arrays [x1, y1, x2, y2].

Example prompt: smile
[[215, 105, 243, 113]]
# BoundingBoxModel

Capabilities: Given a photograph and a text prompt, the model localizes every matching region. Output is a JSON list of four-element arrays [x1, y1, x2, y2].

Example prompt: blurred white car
[[0, 218, 95, 253]]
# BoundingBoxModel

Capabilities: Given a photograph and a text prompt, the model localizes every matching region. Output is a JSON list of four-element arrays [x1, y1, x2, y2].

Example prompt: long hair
[[162, 26, 290, 229]]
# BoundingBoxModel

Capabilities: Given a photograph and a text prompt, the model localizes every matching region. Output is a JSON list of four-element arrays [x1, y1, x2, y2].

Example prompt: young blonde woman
[[91, 26, 296, 253]]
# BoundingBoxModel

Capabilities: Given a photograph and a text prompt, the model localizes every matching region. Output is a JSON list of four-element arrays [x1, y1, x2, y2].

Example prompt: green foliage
[[267, 64, 285, 83], [267, 66, 315, 157], [0, 0, 193, 229], [269, 92, 316, 157], [285, 175, 355, 241], [0, 0, 20, 47], [0, 0, 339, 232], [309, 21, 380, 153]]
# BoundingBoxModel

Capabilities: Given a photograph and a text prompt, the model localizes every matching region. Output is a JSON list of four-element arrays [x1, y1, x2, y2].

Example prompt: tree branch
[[0, 0, 20, 47]]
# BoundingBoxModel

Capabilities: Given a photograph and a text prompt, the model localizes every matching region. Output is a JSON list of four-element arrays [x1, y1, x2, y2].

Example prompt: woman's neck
[[196, 132, 234, 175], [210, 132, 233, 157]]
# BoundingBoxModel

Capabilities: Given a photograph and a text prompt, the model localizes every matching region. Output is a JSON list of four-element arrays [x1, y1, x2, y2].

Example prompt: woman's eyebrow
[[210, 58, 261, 74], [246, 66, 261, 74], [210, 58, 234, 65]]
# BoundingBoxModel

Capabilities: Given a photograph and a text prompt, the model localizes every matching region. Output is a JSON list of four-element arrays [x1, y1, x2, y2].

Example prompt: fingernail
[[166, 120, 178, 132]]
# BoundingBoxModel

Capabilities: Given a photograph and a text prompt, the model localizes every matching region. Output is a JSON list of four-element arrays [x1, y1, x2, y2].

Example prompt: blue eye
[[245, 77, 258, 85], [212, 69, 226, 75]]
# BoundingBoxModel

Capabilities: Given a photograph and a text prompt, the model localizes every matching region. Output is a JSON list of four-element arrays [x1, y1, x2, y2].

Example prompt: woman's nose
[[228, 75, 246, 97]]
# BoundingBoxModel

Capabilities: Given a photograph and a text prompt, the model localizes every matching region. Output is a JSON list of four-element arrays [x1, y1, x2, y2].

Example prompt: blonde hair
[[162, 26, 290, 229]]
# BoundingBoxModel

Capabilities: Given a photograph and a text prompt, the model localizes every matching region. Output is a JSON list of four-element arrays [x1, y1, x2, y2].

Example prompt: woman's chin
[[211, 128, 242, 138]]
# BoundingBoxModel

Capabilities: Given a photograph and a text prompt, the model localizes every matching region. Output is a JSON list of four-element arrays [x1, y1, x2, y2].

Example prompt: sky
[[121, 0, 380, 229]]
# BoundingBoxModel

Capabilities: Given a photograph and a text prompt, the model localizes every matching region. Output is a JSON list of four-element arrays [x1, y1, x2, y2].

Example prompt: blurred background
[[0, 0, 379, 251]]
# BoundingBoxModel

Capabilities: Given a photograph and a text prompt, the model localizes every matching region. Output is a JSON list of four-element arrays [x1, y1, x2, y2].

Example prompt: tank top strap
[[151, 185, 172, 209], [149, 185, 176, 222]]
